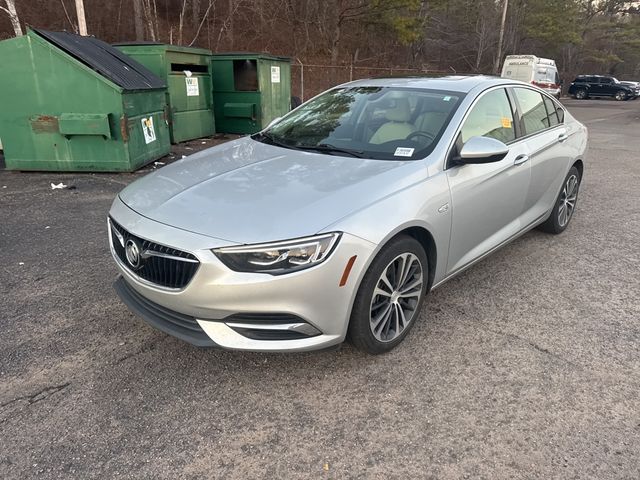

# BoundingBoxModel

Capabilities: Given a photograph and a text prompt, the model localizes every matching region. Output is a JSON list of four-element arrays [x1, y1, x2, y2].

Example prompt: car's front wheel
[[615, 91, 628, 101], [348, 235, 428, 354], [537, 166, 581, 234]]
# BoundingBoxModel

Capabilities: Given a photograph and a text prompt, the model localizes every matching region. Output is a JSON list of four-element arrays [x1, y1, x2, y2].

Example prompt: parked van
[[501, 55, 561, 98]]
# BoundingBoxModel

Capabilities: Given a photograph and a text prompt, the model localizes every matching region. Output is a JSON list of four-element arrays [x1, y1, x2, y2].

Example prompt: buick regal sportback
[[109, 76, 587, 354]]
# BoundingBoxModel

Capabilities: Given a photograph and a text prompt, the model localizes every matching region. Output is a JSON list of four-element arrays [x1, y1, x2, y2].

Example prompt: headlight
[[213, 233, 341, 274]]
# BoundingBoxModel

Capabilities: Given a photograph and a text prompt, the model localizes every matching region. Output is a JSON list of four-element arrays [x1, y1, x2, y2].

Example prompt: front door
[[446, 87, 531, 274]]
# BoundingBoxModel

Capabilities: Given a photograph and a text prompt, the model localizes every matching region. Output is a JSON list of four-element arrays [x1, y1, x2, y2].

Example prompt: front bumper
[[109, 197, 376, 352]]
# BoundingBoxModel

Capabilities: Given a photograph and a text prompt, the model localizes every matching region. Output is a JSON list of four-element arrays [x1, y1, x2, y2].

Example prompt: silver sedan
[[108, 76, 588, 354]]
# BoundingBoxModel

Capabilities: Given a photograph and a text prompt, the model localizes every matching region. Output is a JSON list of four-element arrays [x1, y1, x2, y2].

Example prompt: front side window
[[513, 88, 548, 136], [460, 88, 515, 145], [258, 87, 464, 160]]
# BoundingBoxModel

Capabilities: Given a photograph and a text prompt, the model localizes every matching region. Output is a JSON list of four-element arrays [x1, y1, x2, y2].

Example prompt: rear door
[[511, 87, 570, 224], [589, 77, 605, 96], [445, 87, 531, 274]]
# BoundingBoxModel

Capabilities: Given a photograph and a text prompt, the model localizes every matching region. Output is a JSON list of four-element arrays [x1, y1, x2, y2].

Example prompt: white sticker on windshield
[[394, 147, 415, 157], [443, 96, 452, 101]]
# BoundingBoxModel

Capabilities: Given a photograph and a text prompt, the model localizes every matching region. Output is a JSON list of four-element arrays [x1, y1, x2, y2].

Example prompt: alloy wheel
[[558, 174, 578, 228], [369, 253, 424, 342], [576, 90, 586, 100], [615, 91, 626, 101]]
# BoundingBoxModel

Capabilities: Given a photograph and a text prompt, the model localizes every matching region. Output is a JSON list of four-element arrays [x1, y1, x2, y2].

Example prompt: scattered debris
[[50, 182, 67, 190], [45, 226, 50, 229], [18, 262, 24, 265], [201, 141, 207, 144], [323, 462, 329, 471], [2, 185, 6, 189], [181, 155, 187, 159], [154, 161, 165, 166], [185, 146, 193, 150]]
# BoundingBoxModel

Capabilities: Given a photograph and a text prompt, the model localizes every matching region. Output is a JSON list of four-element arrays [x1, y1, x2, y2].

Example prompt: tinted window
[[513, 88, 548, 135], [460, 88, 515, 145], [542, 96, 559, 127], [600, 77, 613, 84]]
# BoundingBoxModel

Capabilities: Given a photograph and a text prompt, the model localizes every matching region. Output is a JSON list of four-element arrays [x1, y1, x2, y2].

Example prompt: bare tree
[[133, 0, 145, 40], [0, 0, 22, 37], [141, 0, 159, 41], [74, 0, 88, 35], [189, 0, 216, 46]]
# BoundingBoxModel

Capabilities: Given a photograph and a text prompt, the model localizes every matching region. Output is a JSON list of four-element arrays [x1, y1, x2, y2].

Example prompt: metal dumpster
[[115, 43, 214, 144], [211, 53, 291, 134], [0, 29, 170, 172]]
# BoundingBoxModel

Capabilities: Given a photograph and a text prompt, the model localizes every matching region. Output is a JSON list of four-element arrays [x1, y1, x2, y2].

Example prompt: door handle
[[558, 133, 569, 142], [514, 154, 529, 166]]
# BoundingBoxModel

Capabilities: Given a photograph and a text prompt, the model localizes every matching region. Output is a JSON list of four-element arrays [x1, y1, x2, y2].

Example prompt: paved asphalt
[[1, 99, 639, 479]]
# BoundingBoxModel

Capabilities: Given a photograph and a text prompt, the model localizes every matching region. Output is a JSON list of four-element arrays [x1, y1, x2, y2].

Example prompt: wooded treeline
[[2, 0, 640, 80]]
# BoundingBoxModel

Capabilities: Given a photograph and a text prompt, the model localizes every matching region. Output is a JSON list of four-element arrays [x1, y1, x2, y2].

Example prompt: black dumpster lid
[[32, 29, 166, 90]]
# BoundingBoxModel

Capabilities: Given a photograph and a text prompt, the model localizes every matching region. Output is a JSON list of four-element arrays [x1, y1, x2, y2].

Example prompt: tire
[[615, 91, 627, 101], [348, 235, 428, 354], [574, 89, 587, 100], [537, 166, 581, 234]]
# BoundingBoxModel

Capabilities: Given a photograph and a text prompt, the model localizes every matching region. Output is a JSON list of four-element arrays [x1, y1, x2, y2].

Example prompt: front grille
[[109, 217, 199, 289]]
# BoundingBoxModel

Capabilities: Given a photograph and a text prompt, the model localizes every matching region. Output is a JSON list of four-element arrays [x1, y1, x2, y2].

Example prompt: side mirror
[[266, 117, 282, 129], [457, 136, 509, 164]]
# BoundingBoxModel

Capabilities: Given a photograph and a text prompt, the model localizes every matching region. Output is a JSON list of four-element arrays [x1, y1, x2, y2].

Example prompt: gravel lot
[[1, 99, 639, 479]]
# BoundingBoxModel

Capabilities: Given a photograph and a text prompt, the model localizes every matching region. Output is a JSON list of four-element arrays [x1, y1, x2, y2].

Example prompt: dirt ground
[[0, 99, 639, 479]]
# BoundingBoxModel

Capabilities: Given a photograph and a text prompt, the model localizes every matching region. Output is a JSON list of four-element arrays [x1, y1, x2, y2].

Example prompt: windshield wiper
[[251, 131, 298, 150], [296, 143, 365, 158]]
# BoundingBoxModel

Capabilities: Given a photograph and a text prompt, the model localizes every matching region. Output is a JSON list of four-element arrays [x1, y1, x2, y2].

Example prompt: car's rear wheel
[[615, 91, 627, 101], [537, 166, 581, 234], [348, 235, 428, 354], [574, 89, 587, 100]]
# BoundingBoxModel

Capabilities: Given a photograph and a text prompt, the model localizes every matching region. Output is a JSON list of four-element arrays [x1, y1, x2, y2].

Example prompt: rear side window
[[513, 88, 548, 136], [542, 96, 559, 127], [460, 88, 516, 145]]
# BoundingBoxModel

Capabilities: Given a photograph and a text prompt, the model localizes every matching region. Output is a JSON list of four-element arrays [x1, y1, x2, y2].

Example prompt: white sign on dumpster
[[141, 117, 156, 144], [271, 66, 281, 83], [186, 77, 199, 96]]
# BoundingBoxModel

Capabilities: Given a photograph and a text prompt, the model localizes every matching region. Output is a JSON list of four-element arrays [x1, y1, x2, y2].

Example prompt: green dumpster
[[211, 53, 291, 134], [115, 43, 215, 144], [0, 29, 170, 172]]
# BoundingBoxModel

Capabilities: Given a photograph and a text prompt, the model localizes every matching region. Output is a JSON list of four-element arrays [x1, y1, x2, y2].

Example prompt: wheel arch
[[572, 159, 584, 180], [400, 226, 437, 293]]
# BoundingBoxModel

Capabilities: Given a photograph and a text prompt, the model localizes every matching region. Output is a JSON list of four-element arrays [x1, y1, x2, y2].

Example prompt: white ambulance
[[501, 55, 561, 98]]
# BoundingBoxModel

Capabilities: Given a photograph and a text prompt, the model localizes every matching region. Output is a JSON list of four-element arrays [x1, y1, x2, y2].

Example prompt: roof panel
[[33, 29, 165, 90]]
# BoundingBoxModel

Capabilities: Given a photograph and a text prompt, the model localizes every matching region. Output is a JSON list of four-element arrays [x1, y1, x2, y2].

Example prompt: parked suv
[[569, 75, 636, 101]]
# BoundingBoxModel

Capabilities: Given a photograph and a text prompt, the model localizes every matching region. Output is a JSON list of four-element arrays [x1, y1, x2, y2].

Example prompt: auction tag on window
[[141, 117, 156, 144], [501, 117, 512, 128], [394, 147, 415, 157], [186, 77, 199, 96]]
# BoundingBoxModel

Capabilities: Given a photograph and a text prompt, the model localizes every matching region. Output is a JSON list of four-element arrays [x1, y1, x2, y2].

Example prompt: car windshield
[[253, 86, 464, 160]]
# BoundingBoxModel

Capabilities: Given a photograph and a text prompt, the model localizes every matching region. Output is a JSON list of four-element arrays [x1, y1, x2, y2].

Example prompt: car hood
[[118, 137, 427, 244]]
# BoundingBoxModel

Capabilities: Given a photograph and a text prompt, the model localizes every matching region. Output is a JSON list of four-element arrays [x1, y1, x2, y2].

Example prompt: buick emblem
[[125, 239, 142, 269]]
